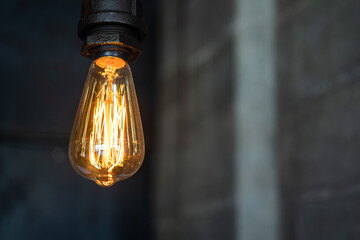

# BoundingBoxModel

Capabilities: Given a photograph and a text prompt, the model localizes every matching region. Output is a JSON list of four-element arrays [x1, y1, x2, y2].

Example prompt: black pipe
[[78, 0, 146, 62]]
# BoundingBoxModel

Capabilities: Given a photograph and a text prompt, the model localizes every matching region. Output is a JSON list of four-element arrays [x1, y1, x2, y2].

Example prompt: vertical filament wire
[[89, 67, 126, 172]]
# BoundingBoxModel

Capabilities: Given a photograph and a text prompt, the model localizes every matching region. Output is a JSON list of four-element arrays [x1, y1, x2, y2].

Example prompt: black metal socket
[[78, 0, 146, 62]]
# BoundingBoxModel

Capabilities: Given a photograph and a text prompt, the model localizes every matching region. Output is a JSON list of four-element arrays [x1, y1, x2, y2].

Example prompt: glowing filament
[[89, 69, 126, 172]]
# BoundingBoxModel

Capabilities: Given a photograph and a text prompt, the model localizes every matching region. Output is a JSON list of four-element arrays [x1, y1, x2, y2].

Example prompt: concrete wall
[[278, 0, 360, 239], [154, 0, 360, 239], [154, 0, 236, 239], [154, 0, 279, 239]]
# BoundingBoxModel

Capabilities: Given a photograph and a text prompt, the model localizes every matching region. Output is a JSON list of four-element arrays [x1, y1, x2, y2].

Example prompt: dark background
[[0, 0, 156, 239], [1, 0, 360, 240]]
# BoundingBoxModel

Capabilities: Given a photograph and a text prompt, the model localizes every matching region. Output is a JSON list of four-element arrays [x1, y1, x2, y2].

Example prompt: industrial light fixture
[[69, 0, 146, 187]]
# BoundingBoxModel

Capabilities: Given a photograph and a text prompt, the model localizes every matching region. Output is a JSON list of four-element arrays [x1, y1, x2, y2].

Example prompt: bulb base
[[81, 25, 143, 62], [78, 0, 146, 62], [87, 45, 131, 62]]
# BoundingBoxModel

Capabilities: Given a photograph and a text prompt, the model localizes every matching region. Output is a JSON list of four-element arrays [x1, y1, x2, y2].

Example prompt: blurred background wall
[[278, 0, 360, 239], [154, 0, 360, 240], [0, 0, 360, 240]]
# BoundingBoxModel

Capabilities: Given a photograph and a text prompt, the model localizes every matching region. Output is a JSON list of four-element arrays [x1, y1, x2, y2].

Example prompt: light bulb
[[69, 56, 145, 187]]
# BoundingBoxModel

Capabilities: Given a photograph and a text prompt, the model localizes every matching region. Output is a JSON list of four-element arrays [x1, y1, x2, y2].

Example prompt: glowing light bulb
[[69, 56, 145, 187]]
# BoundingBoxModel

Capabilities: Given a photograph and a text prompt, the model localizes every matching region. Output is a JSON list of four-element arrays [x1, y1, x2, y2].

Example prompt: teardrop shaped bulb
[[69, 56, 145, 187]]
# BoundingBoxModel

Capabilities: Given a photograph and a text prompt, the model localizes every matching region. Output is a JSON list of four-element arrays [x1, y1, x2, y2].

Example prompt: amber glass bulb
[[69, 56, 145, 187]]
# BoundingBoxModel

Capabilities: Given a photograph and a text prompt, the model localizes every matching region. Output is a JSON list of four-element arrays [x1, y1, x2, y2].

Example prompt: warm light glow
[[69, 56, 145, 187], [96, 56, 126, 69], [89, 65, 126, 171]]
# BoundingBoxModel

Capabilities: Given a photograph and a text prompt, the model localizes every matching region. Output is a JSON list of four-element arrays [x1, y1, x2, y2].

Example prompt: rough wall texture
[[155, 0, 360, 239], [278, 0, 360, 239], [154, 0, 235, 239], [154, 0, 278, 239]]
